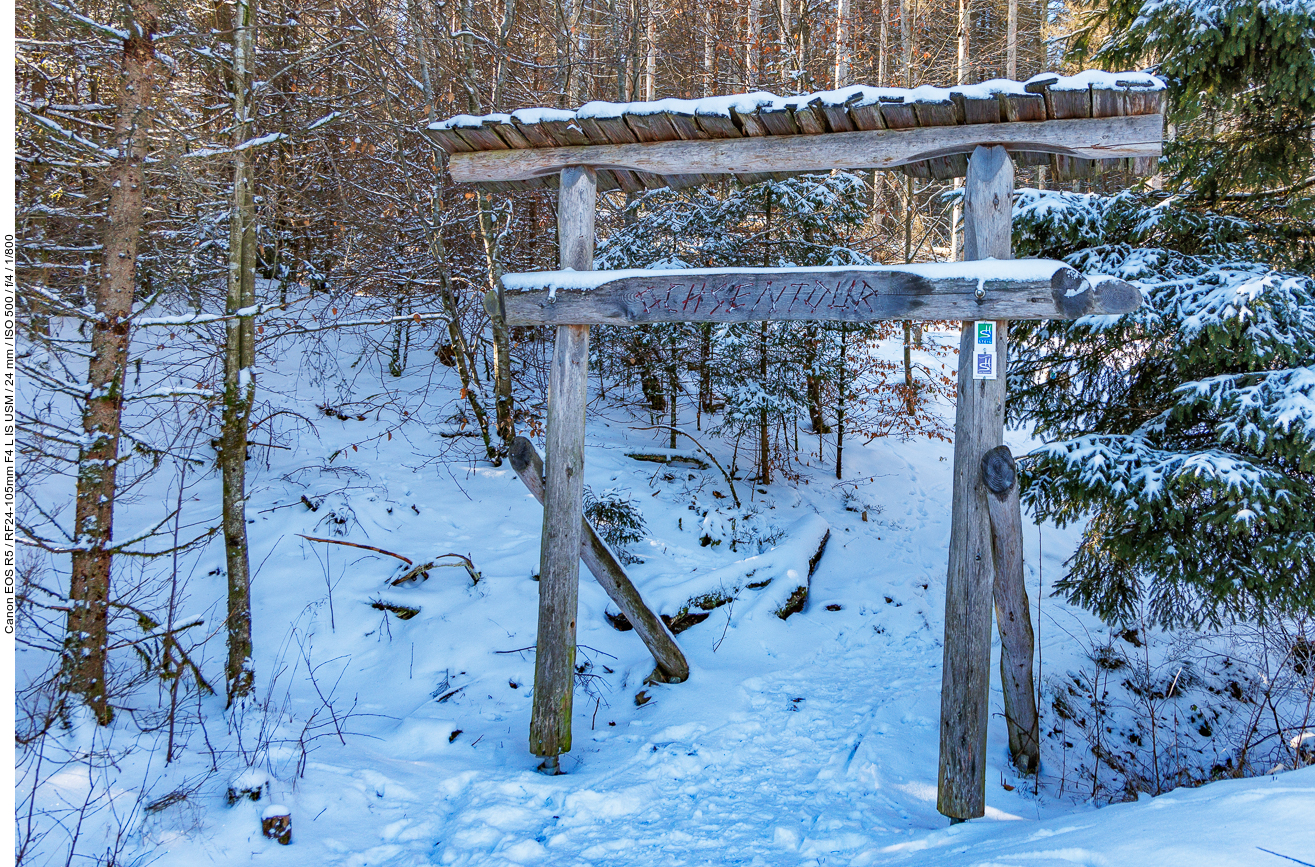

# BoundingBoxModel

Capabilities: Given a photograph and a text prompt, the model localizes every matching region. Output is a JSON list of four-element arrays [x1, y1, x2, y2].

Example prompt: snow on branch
[[1031, 434, 1292, 513], [181, 132, 289, 160], [40, 0, 128, 40]]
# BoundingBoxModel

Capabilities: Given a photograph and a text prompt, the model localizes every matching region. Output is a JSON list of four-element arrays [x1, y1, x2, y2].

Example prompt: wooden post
[[982, 445, 1040, 774], [938, 145, 1012, 820], [529, 165, 596, 772], [509, 436, 690, 685]]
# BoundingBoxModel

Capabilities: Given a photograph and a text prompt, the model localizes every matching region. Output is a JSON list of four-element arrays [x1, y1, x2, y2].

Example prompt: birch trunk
[[222, 0, 258, 705], [703, 9, 715, 95], [1007, 0, 1018, 79], [746, 0, 762, 89], [478, 193, 517, 450], [833, 0, 851, 89], [957, 0, 971, 85], [878, 0, 889, 85], [644, 12, 656, 101], [66, 1, 159, 725]]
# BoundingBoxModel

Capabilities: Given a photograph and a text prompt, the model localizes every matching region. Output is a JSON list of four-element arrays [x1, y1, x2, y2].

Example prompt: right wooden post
[[938, 145, 1012, 820]]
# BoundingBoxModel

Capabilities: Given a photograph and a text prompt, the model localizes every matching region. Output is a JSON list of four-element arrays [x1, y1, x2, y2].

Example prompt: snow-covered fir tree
[[1010, 190, 1315, 627]]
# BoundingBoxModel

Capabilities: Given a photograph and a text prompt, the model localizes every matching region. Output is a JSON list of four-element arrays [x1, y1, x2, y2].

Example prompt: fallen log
[[623, 448, 710, 469]]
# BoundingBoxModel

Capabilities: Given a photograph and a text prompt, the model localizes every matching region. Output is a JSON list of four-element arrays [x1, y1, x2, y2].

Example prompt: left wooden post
[[530, 165, 596, 773]]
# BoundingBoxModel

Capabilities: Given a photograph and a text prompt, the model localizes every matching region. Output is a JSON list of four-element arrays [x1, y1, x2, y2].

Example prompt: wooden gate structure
[[425, 71, 1164, 821]]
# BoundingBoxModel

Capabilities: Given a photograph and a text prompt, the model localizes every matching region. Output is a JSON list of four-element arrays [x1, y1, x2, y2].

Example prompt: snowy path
[[428, 630, 945, 865], [129, 413, 1315, 867]]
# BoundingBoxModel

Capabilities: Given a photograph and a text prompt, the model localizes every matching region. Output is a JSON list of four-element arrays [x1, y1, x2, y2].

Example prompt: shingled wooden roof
[[425, 71, 1165, 193]]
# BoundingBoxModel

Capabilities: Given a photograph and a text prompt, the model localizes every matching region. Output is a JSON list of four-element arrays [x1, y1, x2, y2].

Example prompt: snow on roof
[[429, 72, 1164, 131]]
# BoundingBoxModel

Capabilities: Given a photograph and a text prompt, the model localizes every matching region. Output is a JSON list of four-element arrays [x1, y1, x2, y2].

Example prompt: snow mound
[[641, 513, 830, 620]]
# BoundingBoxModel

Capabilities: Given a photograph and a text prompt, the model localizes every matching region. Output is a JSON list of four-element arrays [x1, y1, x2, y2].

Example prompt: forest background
[[11, 0, 1315, 863]]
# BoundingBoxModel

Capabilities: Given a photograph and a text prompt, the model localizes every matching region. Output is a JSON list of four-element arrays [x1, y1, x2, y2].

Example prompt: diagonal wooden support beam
[[509, 437, 689, 685], [982, 445, 1040, 775]]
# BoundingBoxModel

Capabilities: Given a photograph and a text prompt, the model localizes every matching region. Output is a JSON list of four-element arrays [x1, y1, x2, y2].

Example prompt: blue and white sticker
[[973, 322, 997, 380]]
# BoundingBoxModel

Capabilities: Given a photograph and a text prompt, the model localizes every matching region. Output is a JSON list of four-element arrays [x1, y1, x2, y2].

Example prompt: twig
[[1258, 847, 1315, 867], [296, 534, 412, 565], [631, 424, 740, 507], [713, 597, 735, 652], [391, 552, 481, 586]]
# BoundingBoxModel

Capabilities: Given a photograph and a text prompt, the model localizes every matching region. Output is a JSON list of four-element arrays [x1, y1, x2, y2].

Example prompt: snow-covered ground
[[19, 320, 1315, 866]]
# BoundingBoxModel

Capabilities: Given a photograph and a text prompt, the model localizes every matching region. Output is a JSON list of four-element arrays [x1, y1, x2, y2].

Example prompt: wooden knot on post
[[508, 435, 542, 484], [981, 445, 1017, 500], [261, 805, 292, 845], [1049, 269, 1141, 318]]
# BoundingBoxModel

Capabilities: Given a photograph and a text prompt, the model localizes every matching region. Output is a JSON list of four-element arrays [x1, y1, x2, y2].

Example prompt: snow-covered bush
[[696, 506, 784, 553], [583, 486, 648, 565]]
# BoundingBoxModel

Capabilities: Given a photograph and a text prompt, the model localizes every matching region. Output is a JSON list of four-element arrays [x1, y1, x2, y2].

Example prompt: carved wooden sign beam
[[496, 261, 1142, 326], [443, 115, 1162, 183]]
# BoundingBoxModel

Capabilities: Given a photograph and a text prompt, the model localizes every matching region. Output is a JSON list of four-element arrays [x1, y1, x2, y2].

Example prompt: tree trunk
[[878, 0, 889, 85], [957, 0, 971, 85], [759, 321, 771, 485], [746, 0, 762, 89], [643, 10, 656, 101], [901, 0, 913, 87], [697, 322, 713, 426], [903, 320, 917, 415], [408, 0, 497, 461], [388, 289, 410, 377], [556, 0, 587, 106], [758, 189, 772, 485], [703, 9, 714, 95], [66, 1, 160, 725], [478, 192, 517, 449], [901, 163, 917, 415], [1007, 0, 1018, 80], [833, 0, 851, 89], [804, 325, 830, 434], [493, 0, 518, 107], [835, 325, 847, 479], [667, 355, 678, 449], [222, 0, 258, 706]]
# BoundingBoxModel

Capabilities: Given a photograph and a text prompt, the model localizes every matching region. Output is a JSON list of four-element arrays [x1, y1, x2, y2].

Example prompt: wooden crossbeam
[[497, 262, 1141, 326], [443, 115, 1161, 183]]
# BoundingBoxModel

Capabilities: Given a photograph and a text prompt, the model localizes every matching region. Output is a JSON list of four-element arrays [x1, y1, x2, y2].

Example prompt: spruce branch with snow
[[1011, 190, 1315, 627]]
